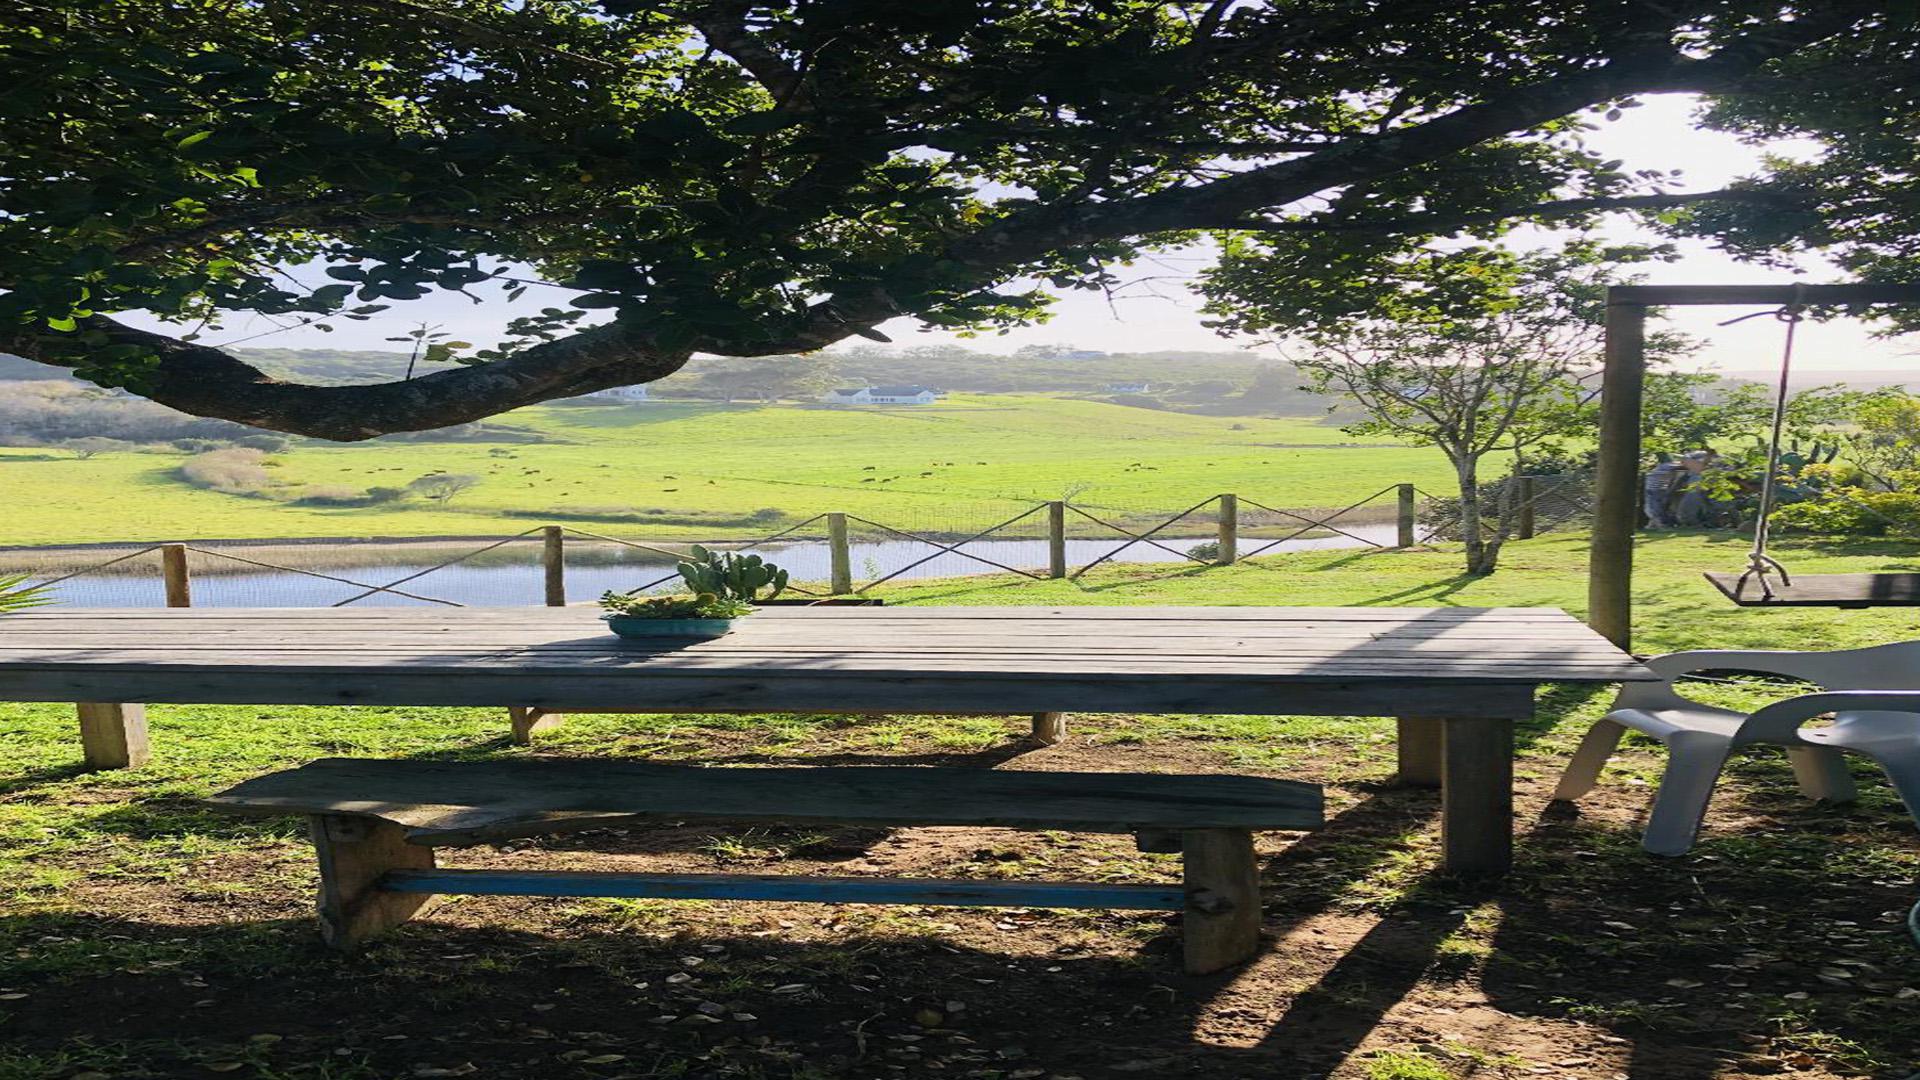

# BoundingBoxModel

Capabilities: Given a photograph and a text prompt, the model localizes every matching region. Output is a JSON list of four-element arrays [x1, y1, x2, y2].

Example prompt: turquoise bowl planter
[[603, 615, 739, 640]]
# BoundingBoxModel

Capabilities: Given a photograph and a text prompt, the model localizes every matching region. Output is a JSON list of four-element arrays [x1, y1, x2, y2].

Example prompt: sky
[[175, 95, 1915, 375]]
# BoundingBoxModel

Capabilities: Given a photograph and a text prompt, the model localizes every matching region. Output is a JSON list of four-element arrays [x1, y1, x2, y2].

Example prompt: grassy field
[[2, 532, 1916, 1079], [0, 395, 1453, 545]]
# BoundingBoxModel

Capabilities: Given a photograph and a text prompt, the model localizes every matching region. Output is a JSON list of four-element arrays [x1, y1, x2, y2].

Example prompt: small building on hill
[[822, 385, 938, 405], [586, 385, 650, 402]]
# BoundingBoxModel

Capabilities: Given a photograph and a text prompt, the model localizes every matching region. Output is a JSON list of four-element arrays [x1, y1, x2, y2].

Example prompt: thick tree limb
[[1209, 189, 1799, 236], [0, 317, 691, 441]]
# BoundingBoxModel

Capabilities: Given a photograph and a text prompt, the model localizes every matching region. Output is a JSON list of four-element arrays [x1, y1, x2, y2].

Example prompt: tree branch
[[1207, 188, 1798, 236], [0, 317, 691, 441]]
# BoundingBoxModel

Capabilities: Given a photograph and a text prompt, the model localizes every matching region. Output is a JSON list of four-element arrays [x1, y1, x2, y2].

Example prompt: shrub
[[748, 507, 784, 523], [364, 486, 409, 504], [407, 472, 481, 504], [1186, 540, 1220, 561], [179, 448, 271, 494], [293, 485, 365, 505], [1772, 488, 1920, 537], [234, 434, 291, 452], [60, 436, 134, 459]]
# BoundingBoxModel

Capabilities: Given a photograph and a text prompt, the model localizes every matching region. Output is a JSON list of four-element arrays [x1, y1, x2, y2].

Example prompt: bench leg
[[1394, 716, 1442, 787], [78, 703, 149, 771], [1181, 828, 1260, 975], [1030, 712, 1067, 745], [311, 815, 437, 949], [508, 707, 564, 745]]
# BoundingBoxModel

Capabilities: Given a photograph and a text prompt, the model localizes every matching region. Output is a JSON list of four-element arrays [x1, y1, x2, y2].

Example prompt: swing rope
[[1720, 282, 1809, 600]]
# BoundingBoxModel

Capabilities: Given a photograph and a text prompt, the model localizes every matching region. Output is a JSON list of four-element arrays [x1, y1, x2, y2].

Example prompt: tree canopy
[[0, 1, 1910, 439]]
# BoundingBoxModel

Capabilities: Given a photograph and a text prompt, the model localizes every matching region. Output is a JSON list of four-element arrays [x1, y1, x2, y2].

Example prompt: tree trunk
[[1454, 455, 1496, 576]]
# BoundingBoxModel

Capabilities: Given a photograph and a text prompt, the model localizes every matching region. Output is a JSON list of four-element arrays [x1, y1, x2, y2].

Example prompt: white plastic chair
[[1552, 641, 1920, 855]]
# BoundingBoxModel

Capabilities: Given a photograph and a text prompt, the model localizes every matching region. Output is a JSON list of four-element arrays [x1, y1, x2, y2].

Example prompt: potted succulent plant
[[599, 545, 789, 640]]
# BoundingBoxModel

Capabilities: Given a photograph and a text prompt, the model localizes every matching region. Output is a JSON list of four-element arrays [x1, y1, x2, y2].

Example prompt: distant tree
[[1840, 390, 1920, 489], [696, 353, 839, 403], [407, 473, 480, 505], [1202, 242, 1686, 575], [1236, 365, 1305, 411]]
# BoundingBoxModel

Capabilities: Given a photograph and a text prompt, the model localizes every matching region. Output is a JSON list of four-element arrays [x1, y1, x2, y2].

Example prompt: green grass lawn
[[0, 395, 1453, 545], [1, 531, 1916, 1079]]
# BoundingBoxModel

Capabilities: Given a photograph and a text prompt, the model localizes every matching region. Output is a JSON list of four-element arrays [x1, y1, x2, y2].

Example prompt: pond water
[[26, 524, 1399, 608]]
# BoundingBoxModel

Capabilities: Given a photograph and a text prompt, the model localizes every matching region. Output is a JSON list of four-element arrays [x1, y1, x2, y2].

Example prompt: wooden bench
[[207, 758, 1323, 974]]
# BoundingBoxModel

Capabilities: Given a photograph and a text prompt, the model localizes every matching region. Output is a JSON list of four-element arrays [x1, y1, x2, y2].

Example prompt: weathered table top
[[0, 606, 1650, 717]]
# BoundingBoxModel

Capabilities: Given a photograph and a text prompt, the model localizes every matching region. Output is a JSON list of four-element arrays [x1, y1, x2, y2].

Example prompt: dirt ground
[[3, 707, 1918, 1080]]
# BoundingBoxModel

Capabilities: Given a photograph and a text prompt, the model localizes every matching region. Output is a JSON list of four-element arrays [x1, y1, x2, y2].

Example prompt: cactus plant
[[675, 545, 789, 603]]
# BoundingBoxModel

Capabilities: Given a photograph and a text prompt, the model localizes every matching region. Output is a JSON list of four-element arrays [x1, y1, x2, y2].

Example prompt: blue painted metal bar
[[382, 869, 1185, 910]]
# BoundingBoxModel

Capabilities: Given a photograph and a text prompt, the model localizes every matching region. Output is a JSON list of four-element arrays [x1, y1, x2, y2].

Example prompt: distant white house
[[1105, 381, 1151, 393], [822, 385, 938, 405], [586, 385, 649, 402]]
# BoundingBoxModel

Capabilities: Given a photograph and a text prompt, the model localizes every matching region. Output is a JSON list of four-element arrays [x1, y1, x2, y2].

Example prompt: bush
[[364, 486, 409, 504], [1186, 540, 1220, 561], [1771, 488, 1920, 537], [179, 448, 271, 494], [234, 434, 292, 452], [293, 485, 365, 506], [748, 507, 784, 523]]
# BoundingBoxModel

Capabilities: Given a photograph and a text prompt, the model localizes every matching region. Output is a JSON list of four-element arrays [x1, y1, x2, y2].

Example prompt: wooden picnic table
[[0, 605, 1651, 875]]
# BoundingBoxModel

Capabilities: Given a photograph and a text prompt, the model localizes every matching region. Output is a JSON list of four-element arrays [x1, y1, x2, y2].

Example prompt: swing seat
[[1704, 571, 1920, 609]]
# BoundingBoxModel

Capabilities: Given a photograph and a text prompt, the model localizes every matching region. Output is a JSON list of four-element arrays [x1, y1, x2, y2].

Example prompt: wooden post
[[78, 703, 149, 770], [1046, 501, 1067, 579], [1589, 299, 1647, 651], [1393, 717, 1442, 788], [1181, 828, 1261, 974], [310, 815, 438, 950], [1440, 716, 1514, 876], [161, 544, 191, 607], [827, 512, 853, 594], [1030, 712, 1067, 745], [1396, 483, 1417, 548], [1515, 477, 1537, 540], [1214, 494, 1238, 566], [541, 526, 566, 607]]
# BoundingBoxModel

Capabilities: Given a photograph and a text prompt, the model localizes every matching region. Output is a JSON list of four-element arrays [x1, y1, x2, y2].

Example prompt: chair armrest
[[1741, 690, 1920, 744]]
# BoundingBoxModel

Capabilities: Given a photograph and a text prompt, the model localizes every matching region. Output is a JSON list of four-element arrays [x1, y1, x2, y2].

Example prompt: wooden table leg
[[1394, 717, 1442, 787], [78, 702, 149, 770], [1441, 716, 1514, 876]]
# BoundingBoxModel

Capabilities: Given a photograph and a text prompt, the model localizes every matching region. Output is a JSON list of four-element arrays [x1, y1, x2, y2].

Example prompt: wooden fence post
[[827, 513, 853, 594], [161, 544, 191, 607], [1516, 477, 1537, 540], [1396, 483, 1417, 548], [541, 526, 566, 606], [1215, 494, 1238, 566], [1046, 501, 1067, 579]]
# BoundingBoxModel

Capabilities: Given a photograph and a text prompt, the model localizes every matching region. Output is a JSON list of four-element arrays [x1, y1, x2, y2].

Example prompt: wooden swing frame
[[1588, 283, 1920, 650]]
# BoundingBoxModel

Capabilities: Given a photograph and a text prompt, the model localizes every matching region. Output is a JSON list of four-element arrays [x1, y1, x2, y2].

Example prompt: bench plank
[[208, 758, 1323, 845], [380, 868, 1186, 910]]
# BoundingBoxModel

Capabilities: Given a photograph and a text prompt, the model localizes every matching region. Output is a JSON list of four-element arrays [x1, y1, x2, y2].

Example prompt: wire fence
[[1, 483, 1487, 609]]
